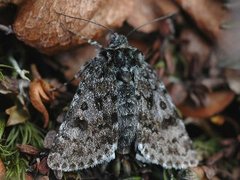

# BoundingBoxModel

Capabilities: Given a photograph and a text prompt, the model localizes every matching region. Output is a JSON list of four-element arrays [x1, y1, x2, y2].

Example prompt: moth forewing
[[48, 33, 198, 172]]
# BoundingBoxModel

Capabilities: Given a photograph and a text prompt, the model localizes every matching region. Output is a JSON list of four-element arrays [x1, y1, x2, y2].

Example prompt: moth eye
[[81, 102, 88, 111], [160, 101, 167, 110]]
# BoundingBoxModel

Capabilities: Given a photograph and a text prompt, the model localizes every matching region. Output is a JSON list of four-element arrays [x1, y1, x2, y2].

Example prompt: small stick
[[0, 24, 13, 35]]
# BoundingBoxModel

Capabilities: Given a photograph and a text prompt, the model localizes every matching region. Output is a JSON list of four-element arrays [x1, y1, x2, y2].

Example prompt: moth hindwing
[[47, 33, 198, 172]]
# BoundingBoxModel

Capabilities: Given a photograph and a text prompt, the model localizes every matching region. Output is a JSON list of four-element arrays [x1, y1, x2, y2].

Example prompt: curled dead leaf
[[29, 79, 54, 128], [5, 105, 29, 126], [178, 91, 235, 118], [13, 0, 133, 54]]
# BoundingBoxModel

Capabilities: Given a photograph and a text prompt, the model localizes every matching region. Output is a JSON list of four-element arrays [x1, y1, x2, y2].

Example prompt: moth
[[47, 22, 198, 172]]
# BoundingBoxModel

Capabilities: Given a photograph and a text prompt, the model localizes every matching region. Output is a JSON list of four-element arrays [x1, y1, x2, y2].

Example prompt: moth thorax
[[109, 33, 129, 48]]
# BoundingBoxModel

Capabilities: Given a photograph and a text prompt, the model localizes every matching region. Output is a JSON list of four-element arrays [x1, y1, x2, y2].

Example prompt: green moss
[[0, 121, 44, 179]]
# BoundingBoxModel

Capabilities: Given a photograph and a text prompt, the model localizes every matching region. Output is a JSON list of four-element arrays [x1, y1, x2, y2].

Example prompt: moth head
[[108, 33, 129, 48]]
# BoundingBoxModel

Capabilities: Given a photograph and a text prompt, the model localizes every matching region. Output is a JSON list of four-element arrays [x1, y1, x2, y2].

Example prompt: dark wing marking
[[134, 58, 198, 169], [47, 56, 118, 171]]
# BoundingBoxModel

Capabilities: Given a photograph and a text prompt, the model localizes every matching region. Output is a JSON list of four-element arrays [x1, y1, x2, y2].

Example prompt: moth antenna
[[55, 10, 115, 35], [76, 32, 103, 48], [58, 21, 103, 48], [126, 12, 178, 37]]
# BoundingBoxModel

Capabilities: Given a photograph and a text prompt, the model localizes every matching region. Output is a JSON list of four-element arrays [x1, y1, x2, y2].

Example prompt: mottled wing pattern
[[47, 55, 118, 171], [134, 59, 198, 169]]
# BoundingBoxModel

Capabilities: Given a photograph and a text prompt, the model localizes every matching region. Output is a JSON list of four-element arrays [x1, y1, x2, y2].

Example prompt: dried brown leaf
[[168, 83, 187, 105], [5, 105, 29, 126], [16, 144, 39, 155], [0, 77, 19, 95], [202, 166, 217, 179], [176, 0, 228, 40], [179, 28, 211, 77], [13, 0, 133, 54], [36, 176, 49, 180], [232, 167, 240, 180], [178, 91, 235, 118], [207, 151, 224, 166], [29, 79, 54, 128], [36, 157, 49, 175], [0, 0, 25, 7], [127, 0, 178, 33], [25, 173, 34, 180], [190, 166, 207, 180], [217, 2, 240, 69], [56, 44, 96, 85]]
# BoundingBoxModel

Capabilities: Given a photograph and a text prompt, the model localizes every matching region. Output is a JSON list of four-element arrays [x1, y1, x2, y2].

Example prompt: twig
[[0, 24, 13, 35], [9, 56, 30, 81]]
